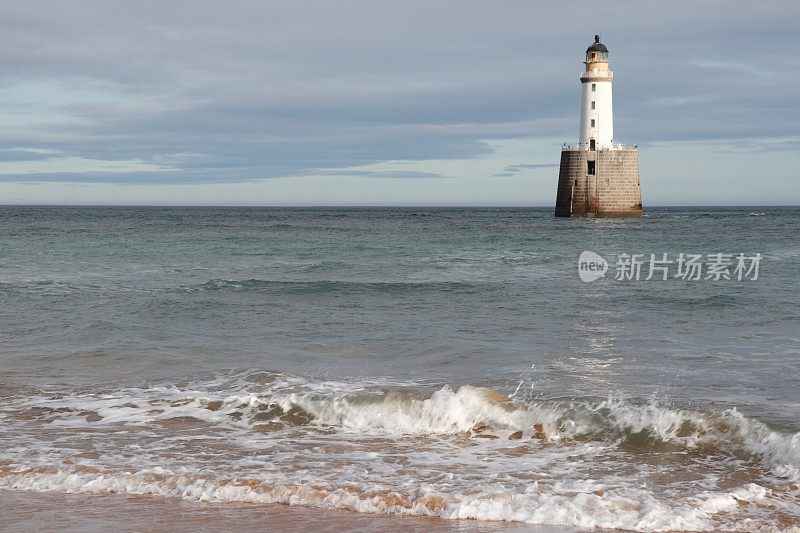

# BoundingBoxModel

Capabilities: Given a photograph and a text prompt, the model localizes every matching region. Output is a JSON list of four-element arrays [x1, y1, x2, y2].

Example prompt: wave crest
[[3, 374, 799, 531], [184, 279, 485, 294]]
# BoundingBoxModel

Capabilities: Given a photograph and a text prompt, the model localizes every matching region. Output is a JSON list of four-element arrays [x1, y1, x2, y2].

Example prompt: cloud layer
[[0, 0, 798, 203]]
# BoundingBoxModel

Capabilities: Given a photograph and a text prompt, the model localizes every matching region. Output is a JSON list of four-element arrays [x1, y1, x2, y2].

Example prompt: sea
[[0, 206, 798, 532]]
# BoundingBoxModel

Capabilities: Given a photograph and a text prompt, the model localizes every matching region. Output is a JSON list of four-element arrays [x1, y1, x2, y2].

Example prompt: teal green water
[[0, 206, 798, 530]]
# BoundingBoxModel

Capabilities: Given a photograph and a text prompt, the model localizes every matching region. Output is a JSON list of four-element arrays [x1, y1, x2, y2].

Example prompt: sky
[[0, 0, 798, 206]]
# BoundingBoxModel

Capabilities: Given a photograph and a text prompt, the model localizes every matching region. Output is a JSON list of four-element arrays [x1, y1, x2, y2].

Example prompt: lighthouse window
[[587, 161, 596, 175], [591, 119, 596, 127], [591, 83, 596, 92], [591, 101, 596, 110]]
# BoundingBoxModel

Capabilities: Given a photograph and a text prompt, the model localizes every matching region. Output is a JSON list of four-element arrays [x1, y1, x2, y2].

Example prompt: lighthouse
[[555, 35, 643, 217]]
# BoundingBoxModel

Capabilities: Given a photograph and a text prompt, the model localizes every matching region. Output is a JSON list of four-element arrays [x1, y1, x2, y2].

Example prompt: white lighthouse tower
[[579, 35, 614, 149], [554, 35, 642, 217]]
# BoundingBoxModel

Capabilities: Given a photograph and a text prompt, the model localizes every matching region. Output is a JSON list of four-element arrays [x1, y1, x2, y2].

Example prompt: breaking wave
[[1, 372, 798, 531]]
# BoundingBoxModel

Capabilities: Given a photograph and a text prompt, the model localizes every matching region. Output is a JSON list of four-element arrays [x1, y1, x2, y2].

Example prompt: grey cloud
[[0, 148, 63, 162], [494, 163, 559, 177], [0, 168, 453, 185], [0, 0, 797, 184], [319, 170, 455, 180]]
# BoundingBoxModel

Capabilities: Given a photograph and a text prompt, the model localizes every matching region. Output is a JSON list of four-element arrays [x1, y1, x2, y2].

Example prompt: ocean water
[[0, 206, 798, 531]]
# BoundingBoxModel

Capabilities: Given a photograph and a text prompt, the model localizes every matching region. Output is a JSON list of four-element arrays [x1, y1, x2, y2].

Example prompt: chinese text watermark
[[578, 251, 761, 282]]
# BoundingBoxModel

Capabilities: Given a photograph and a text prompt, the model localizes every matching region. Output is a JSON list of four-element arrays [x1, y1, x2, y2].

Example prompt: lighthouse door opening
[[587, 161, 596, 175]]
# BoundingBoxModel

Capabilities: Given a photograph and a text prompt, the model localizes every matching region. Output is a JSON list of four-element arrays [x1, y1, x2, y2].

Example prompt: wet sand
[[0, 489, 584, 532]]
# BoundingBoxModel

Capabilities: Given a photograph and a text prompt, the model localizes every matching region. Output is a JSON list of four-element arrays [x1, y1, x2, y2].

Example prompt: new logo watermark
[[578, 251, 609, 282], [578, 251, 762, 282]]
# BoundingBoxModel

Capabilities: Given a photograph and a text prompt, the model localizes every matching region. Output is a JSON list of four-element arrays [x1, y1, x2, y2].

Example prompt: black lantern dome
[[586, 35, 608, 53]]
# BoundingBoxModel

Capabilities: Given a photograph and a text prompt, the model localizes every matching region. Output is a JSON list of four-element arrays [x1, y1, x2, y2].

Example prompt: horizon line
[[0, 204, 797, 209]]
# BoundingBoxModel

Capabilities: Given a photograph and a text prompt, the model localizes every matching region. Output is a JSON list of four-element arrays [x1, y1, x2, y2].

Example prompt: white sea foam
[[0, 468, 795, 532], [1, 373, 799, 531]]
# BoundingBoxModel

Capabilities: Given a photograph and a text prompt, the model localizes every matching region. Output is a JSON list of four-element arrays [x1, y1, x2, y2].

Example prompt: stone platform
[[555, 148, 642, 217]]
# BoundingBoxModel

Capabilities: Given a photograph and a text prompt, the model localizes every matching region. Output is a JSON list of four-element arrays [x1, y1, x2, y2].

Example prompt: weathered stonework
[[555, 148, 642, 217]]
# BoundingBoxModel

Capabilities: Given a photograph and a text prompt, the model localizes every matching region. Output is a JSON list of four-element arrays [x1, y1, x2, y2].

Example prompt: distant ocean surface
[[0, 206, 798, 531]]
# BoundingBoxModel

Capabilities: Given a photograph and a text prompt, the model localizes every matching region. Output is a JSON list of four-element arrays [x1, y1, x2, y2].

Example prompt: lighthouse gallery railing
[[562, 142, 637, 151]]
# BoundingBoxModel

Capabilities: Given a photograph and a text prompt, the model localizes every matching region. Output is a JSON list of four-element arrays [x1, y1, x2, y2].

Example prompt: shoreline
[[0, 489, 582, 533]]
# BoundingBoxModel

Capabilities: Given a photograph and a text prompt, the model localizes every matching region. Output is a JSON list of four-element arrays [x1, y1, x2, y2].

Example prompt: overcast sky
[[0, 0, 798, 205]]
